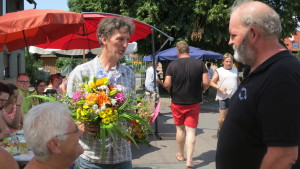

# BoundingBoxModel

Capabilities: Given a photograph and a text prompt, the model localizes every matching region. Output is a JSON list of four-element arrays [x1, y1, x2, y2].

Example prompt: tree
[[55, 57, 83, 71], [296, 50, 300, 60], [25, 52, 43, 84], [68, 0, 300, 56]]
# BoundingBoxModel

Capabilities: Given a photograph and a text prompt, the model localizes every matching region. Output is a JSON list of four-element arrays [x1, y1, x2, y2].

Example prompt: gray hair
[[23, 102, 71, 161], [97, 17, 135, 46], [176, 41, 190, 54], [231, 0, 282, 38]]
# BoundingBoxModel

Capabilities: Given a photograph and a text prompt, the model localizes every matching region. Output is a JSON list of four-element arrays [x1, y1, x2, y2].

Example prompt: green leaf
[[26, 95, 58, 102], [108, 90, 118, 96], [82, 76, 89, 83], [110, 123, 125, 139], [117, 98, 130, 111], [114, 124, 139, 148], [103, 80, 110, 85], [100, 124, 106, 161], [85, 84, 91, 93], [76, 100, 85, 105], [106, 125, 116, 145]]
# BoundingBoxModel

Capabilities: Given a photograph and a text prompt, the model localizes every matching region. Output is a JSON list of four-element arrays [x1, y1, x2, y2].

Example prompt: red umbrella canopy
[[0, 9, 84, 52], [35, 13, 152, 50]]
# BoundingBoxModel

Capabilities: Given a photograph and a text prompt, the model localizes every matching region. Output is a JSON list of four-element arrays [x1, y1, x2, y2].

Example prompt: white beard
[[232, 35, 256, 66], [233, 45, 242, 63]]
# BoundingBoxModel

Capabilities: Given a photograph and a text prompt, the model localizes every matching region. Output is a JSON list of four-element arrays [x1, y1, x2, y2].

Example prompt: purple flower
[[114, 93, 126, 103], [72, 91, 85, 102]]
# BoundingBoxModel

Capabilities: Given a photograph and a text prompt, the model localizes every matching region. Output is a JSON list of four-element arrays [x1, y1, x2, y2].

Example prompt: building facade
[[283, 30, 300, 53], [0, 0, 31, 80]]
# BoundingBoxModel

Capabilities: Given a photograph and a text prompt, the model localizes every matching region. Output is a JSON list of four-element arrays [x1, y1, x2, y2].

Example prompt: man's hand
[[76, 122, 99, 136]]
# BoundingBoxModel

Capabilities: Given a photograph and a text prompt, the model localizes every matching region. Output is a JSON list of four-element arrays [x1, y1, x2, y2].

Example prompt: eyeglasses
[[18, 81, 30, 84], [54, 125, 79, 138], [0, 98, 8, 104]]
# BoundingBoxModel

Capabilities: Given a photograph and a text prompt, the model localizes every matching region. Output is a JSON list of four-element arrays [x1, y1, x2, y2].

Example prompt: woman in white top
[[210, 53, 240, 135]]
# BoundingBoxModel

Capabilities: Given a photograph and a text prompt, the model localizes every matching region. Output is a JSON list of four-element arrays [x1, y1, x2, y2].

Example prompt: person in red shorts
[[164, 41, 210, 168]]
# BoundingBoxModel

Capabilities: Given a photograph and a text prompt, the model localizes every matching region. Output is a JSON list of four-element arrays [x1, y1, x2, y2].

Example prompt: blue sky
[[24, 0, 69, 11]]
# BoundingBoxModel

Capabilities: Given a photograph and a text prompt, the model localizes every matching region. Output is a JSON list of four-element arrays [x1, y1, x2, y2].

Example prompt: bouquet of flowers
[[29, 76, 155, 158], [127, 98, 155, 146]]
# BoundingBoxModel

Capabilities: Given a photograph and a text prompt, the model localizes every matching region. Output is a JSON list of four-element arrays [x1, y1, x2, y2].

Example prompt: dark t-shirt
[[216, 50, 300, 169], [166, 57, 207, 104]]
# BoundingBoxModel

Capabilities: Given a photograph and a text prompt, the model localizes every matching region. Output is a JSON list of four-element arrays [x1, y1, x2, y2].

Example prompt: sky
[[24, 0, 69, 11]]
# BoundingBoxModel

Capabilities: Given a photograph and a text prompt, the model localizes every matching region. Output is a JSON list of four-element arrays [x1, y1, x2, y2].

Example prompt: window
[[292, 42, 299, 49]]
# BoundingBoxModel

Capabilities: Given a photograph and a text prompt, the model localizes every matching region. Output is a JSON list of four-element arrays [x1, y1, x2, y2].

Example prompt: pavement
[[132, 74, 219, 169]]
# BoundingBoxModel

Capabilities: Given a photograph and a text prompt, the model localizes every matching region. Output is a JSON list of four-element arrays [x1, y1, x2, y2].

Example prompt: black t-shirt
[[166, 57, 207, 104], [216, 50, 300, 169]]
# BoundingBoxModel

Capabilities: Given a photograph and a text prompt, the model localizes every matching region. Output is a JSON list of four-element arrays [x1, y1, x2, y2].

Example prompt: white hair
[[231, 0, 282, 38], [23, 102, 71, 161]]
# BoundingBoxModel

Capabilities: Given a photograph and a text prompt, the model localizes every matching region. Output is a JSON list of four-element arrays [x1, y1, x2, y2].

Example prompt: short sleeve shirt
[[145, 66, 158, 92], [166, 57, 207, 104], [216, 50, 300, 169]]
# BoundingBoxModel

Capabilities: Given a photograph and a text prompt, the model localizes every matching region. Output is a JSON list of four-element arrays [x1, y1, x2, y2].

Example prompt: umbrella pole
[[22, 30, 30, 55], [83, 49, 86, 63]]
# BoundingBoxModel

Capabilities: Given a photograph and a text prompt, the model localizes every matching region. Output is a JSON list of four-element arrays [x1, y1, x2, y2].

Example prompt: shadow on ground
[[194, 150, 216, 168], [131, 137, 160, 160]]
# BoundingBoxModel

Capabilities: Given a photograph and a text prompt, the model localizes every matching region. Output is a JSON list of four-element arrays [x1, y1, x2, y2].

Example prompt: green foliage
[[296, 50, 300, 60], [263, 0, 300, 40], [55, 57, 82, 71], [25, 52, 43, 84], [68, 0, 300, 57]]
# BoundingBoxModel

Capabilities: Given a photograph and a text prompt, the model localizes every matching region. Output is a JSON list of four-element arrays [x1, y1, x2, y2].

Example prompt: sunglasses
[[18, 81, 30, 84]]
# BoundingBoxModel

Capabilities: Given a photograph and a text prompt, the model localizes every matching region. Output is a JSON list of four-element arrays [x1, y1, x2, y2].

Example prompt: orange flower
[[109, 84, 117, 91], [85, 91, 111, 106], [97, 91, 111, 106], [85, 93, 98, 105]]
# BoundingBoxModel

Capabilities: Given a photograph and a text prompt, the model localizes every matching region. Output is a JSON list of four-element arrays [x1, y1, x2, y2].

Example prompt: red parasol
[[34, 13, 153, 50], [0, 9, 84, 52]]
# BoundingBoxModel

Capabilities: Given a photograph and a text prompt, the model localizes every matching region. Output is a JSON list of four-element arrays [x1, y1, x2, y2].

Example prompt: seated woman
[[30, 80, 46, 107], [59, 75, 68, 96], [1, 83, 24, 129], [44, 74, 62, 95]]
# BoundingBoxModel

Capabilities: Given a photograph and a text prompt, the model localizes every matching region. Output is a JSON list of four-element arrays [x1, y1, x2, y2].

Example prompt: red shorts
[[171, 102, 200, 128]]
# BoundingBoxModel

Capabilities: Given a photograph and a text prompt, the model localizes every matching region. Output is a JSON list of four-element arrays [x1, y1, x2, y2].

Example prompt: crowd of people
[[0, 72, 70, 168], [1, 1, 300, 169]]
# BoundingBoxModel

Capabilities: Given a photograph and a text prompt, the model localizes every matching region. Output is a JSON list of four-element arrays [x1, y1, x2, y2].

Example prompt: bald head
[[231, 1, 282, 38]]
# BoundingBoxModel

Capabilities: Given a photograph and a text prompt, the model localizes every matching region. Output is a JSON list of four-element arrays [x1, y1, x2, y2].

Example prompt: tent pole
[[83, 49, 86, 63], [151, 28, 161, 140]]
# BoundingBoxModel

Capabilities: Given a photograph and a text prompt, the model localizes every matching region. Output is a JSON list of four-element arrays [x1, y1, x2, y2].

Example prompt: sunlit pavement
[[133, 74, 219, 169]]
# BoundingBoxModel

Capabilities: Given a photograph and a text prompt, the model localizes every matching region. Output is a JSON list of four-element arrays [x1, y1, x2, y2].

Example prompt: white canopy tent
[[29, 42, 138, 56]]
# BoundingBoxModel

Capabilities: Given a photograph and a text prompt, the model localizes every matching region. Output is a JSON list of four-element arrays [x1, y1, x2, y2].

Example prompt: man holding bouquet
[[67, 17, 136, 169]]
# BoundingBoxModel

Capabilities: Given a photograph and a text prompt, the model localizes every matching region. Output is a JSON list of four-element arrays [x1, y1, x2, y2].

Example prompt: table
[[0, 129, 34, 166]]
